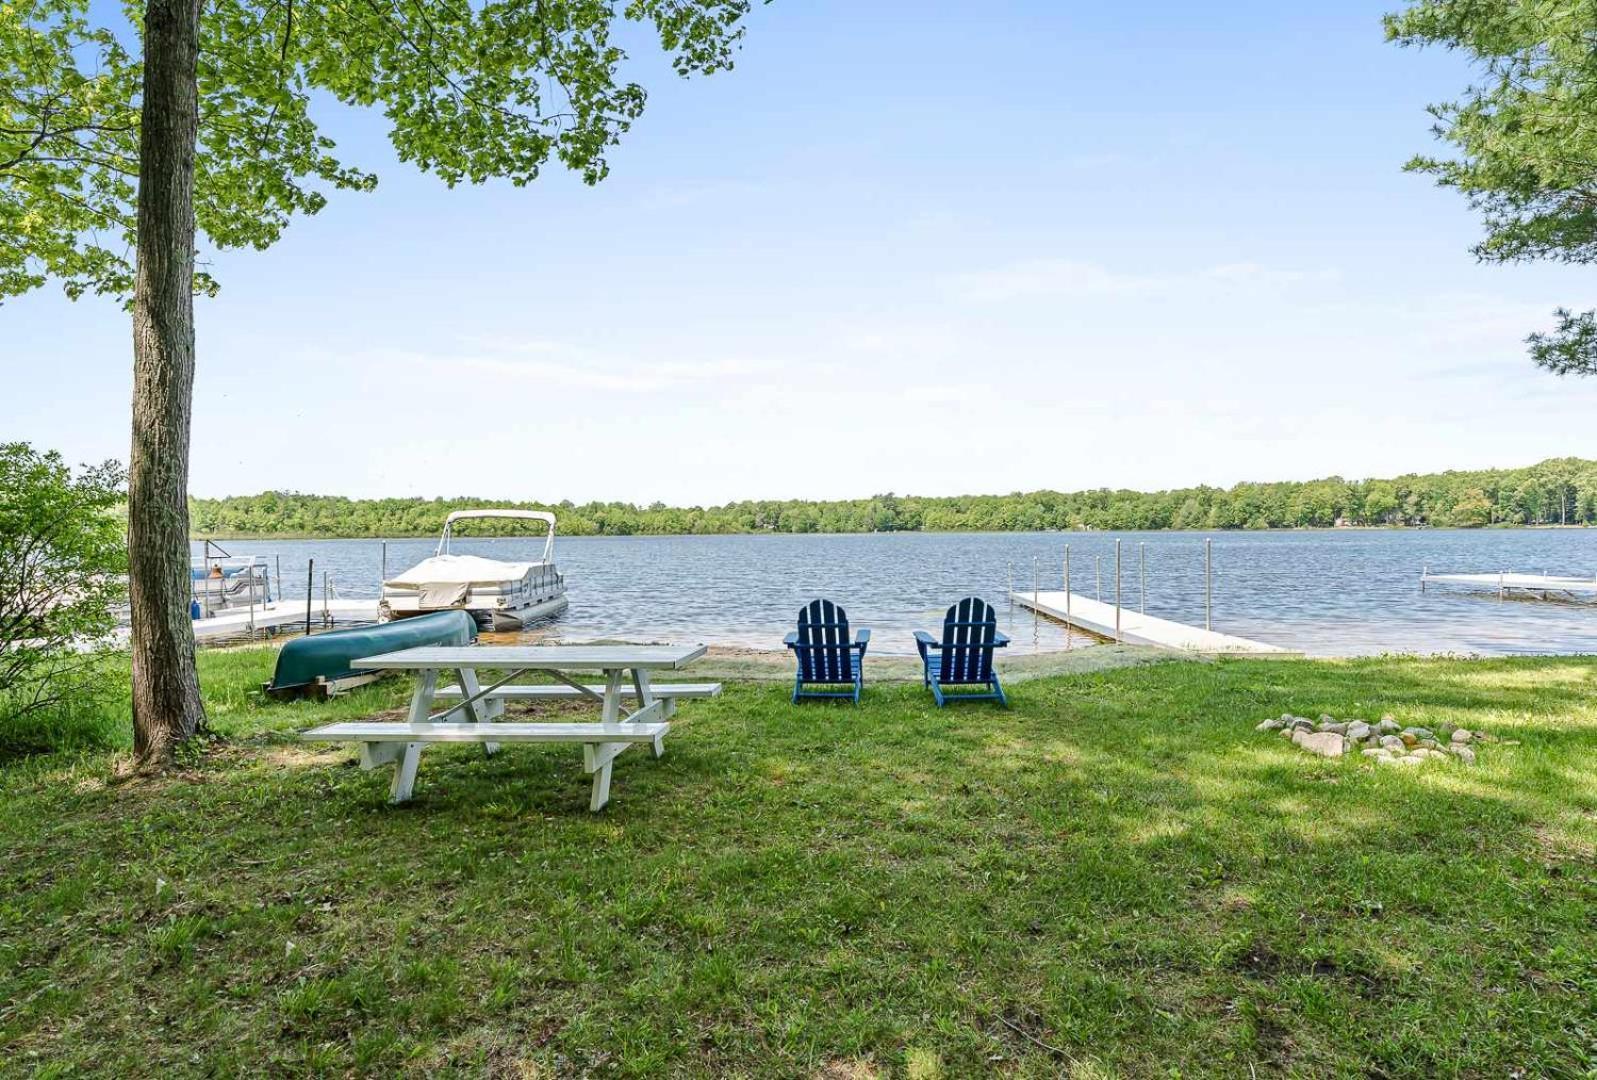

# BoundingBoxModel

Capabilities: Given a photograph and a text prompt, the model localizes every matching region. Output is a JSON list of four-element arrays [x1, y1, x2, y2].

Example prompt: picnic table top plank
[[432, 681, 721, 699], [352, 644, 708, 671], [302, 721, 669, 742]]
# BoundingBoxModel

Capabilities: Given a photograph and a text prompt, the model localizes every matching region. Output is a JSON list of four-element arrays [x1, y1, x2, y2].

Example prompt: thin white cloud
[[902, 384, 985, 405], [836, 324, 963, 357], [947, 259, 1164, 302], [362, 342, 769, 394], [946, 258, 1340, 302], [1202, 262, 1340, 287]]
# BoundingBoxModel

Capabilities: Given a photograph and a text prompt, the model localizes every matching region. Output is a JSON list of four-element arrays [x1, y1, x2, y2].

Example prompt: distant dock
[[1011, 590, 1295, 655], [1421, 569, 1597, 599]]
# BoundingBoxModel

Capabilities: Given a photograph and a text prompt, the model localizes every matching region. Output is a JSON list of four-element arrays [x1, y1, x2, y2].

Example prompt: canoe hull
[[266, 610, 477, 699]]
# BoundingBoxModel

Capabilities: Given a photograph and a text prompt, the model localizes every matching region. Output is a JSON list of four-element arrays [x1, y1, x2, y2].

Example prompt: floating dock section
[[191, 598, 381, 640], [1011, 591, 1295, 655], [1421, 570, 1597, 599]]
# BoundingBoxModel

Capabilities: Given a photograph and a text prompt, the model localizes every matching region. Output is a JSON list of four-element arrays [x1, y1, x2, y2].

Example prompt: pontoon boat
[[379, 509, 568, 631]]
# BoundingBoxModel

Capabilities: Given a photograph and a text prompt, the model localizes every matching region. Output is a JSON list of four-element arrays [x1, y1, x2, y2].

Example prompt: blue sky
[[5, 0, 1596, 504]]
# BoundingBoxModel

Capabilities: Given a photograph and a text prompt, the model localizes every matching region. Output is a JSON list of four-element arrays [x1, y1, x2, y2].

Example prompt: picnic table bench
[[301, 644, 715, 810]]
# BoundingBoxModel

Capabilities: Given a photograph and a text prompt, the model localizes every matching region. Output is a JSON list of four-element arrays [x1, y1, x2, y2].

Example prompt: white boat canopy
[[437, 509, 557, 561]]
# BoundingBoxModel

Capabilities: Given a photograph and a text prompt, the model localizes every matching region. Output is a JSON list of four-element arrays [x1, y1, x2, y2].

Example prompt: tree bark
[[129, 0, 206, 767]]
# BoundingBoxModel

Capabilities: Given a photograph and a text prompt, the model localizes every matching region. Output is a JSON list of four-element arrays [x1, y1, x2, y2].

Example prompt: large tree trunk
[[129, 0, 206, 767]]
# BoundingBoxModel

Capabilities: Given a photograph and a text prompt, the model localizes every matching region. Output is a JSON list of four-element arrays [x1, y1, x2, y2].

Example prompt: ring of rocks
[[1256, 713, 1492, 765]]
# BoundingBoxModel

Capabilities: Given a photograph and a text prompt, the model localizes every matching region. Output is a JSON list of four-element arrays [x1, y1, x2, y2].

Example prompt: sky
[[5, 0, 1597, 506]]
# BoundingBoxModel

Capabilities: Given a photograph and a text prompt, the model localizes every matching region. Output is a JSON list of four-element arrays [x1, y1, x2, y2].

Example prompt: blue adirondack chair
[[914, 597, 1010, 706], [784, 599, 870, 703]]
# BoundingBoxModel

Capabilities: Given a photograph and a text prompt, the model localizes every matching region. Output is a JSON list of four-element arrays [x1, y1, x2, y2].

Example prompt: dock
[[191, 598, 381, 640], [1011, 591, 1294, 655], [1421, 570, 1597, 599]]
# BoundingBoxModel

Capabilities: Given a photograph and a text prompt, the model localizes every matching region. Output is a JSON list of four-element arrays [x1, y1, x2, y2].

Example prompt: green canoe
[[266, 610, 477, 699]]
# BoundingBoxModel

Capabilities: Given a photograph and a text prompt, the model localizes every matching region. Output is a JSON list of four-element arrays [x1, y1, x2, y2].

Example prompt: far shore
[[187, 523, 1592, 542]]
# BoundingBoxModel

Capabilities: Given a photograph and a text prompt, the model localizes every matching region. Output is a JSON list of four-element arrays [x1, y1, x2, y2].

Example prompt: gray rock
[[1418, 738, 1441, 750], [1402, 727, 1435, 741], [1293, 730, 1347, 758], [1379, 735, 1406, 752], [1292, 718, 1316, 733], [1448, 745, 1477, 764], [1347, 721, 1372, 741], [1257, 717, 1286, 732], [1318, 721, 1349, 735], [1451, 729, 1473, 744], [1377, 718, 1401, 735]]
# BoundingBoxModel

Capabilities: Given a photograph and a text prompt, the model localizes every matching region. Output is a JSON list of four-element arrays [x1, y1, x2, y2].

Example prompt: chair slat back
[[938, 597, 998, 684], [795, 599, 852, 683]]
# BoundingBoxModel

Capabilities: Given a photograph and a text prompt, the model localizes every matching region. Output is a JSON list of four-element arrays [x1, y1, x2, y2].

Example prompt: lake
[[192, 529, 1597, 657]]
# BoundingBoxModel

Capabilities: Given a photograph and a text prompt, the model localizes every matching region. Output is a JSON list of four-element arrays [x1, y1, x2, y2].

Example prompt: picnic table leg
[[390, 741, 422, 802], [455, 667, 500, 756], [632, 668, 665, 757], [583, 668, 627, 811], [390, 668, 437, 803], [601, 669, 623, 724], [585, 742, 615, 811], [407, 669, 437, 724]]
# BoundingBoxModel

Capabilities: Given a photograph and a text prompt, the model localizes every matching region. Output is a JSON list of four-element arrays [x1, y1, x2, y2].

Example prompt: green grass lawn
[[2, 649, 1595, 1077]]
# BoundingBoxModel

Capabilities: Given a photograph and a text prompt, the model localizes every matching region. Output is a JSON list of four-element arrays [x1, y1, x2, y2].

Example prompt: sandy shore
[[688, 642, 1175, 683]]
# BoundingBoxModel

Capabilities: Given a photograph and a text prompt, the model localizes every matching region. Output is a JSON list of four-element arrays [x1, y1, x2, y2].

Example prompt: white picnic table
[[301, 644, 716, 810]]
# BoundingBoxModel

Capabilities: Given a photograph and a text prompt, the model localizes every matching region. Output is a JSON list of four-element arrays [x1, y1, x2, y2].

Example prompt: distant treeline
[[188, 458, 1597, 538]]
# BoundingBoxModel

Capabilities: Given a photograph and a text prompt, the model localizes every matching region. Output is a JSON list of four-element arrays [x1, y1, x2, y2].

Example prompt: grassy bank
[[2, 649, 1595, 1075]]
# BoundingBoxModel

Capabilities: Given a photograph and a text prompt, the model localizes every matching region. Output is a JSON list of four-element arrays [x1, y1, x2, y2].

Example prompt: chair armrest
[[993, 632, 1011, 648], [783, 632, 799, 647], [854, 628, 871, 651], [913, 630, 936, 658]]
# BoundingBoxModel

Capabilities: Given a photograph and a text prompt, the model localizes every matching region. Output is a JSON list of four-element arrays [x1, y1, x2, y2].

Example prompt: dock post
[[305, 560, 314, 636], [1064, 545, 1072, 648], [1032, 556, 1039, 604], [1139, 541, 1146, 615], [1114, 540, 1122, 643], [1421, 564, 1427, 593], [1205, 539, 1212, 631], [1499, 571, 1505, 601]]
